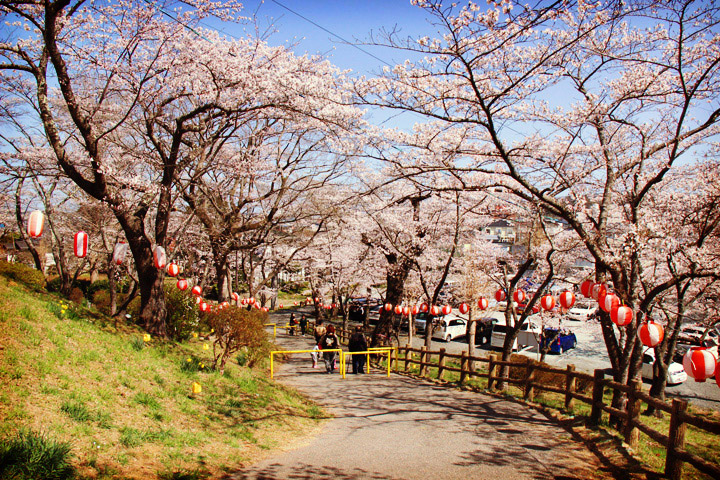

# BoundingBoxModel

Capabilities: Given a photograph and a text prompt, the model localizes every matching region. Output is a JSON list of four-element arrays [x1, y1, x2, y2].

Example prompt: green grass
[[0, 273, 325, 478], [0, 429, 75, 480]]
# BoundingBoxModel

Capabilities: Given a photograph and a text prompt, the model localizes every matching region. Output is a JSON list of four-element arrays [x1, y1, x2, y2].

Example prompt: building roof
[[486, 219, 514, 228]]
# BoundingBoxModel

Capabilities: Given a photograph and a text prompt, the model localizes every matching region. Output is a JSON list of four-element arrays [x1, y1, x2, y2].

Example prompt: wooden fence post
[[459, 351, 468, 384], [589, 369, 605, 426], [523, 362, 536, 401], [391, 348, 398, 372], [488, 354, 498, 390], [665, 398, 688, 480], [437, 348, 446, 381], [565, 365, 576, 412], [419, 346, 427, 376], [623, 378, 642, 449], [404, 344, 411, 372]]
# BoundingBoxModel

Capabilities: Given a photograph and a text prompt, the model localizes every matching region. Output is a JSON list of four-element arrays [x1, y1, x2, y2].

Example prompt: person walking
[[318, 325, 340, 374], [348, 326, 368, 374], [310, 320, 326, 369], [299, 314, 308, 336], [288, 313, 297, 336]]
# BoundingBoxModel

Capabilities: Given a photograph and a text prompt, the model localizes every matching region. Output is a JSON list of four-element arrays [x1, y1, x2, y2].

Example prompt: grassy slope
[[0, 276, 324, 479]]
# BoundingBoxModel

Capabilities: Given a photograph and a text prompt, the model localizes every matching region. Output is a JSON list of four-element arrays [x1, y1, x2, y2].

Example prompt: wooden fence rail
[[392, 345, 720, 480]]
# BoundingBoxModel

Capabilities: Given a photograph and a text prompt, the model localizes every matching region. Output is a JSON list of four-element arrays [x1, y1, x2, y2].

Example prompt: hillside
[[0, 272, 324, 479]]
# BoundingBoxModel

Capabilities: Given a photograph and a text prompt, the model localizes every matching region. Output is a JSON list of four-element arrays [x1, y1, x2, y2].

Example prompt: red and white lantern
[[477, 297, 489, 310], [195, 296, 202, 304], [176, 279, 188, 291], [221, 301, 229, 308], [241, 298, 248, 305], [394, 305, 402, 315], [599, 292, 620, 313], [153, 245, 167, 269], [112, 242, 128, 265], [683, 347, 717, 382], [637, 321, 664, 348], [580, 280, 594, 298], [441, 305, 452, 315], [591, 283, 606, 300], [27, 210, 44, 238], [279, 304, 283, 308], [385, 303, 393, 312], [231, 292, 240, 302], [191, 285, 202, 296], [558, 291, 575, 309], [199, 302, 209, 312], [459, 303, 469, 314], [430, 305, 440, 316], [262, 306, 269, 312], [403, 306, 410, 316], [166, 263, 179, 277], [610, 305, 633, 326], [411, 305, 419, 315], [420, 303, 429, 313], [513, 290, 526, 303], [248, 297, 256, 305], [540, 295, 555, 311], [73, 231, 88, 258], [495, 289, 506, 302]]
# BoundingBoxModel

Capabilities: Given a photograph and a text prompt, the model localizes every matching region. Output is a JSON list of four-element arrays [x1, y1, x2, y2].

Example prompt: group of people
[[305, 319, 368, 374], [288, 313, 308, 336]]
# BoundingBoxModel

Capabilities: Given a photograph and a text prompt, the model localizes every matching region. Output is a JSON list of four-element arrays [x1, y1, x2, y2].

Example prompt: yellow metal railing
[[341, 347, 394, 379], [269, 349, 343, 379]]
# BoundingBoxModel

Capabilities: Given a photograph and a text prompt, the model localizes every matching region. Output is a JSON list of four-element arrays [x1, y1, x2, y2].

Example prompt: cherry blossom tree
[[358, 0, 720, 407]]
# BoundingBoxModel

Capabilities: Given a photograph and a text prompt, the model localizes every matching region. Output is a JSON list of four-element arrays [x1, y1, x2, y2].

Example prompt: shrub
[[0, 260, 46, 289], [0, 429, 75, 480], [207, 306, 270, 372], [68, 287, 84, 305], [60, 400, 92, 423], [45, 276, 63, 293], [86, 279, 109, 297], [280, 281, 308, 295], [91, 290, 112, 315], [165, 287, 200, 341], [130, 337, 145, 351]]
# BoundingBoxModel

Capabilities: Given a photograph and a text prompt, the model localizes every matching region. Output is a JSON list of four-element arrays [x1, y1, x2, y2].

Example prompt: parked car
[[539, 328, 577, 353], [432, 316, 468, 342], [367, 305, 383, 324], [679, 324, 719, 346], [474, 314, 503, 345], [567, 301, 598, 321], [641, 352, 687, 385], [490, 318, 541, 350]]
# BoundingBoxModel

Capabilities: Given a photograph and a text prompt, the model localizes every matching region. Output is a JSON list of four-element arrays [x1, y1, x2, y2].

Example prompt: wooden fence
[[391, 345, 720, 480]]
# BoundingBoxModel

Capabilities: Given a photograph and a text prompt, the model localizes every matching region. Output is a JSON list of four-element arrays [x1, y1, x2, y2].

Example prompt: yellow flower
[[192, 332, 198, 338], [210, 328, 214, 333], [203, 344, 209, 350], [186, 358, 191, 362], [200, 363, 204, 368]]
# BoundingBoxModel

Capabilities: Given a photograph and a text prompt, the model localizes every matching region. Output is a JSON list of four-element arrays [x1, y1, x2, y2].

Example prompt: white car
[[641, 352, 687, 385], [491, 318, 541, 350], [432, 316, 468, 342], [567, 301, 598, 321]]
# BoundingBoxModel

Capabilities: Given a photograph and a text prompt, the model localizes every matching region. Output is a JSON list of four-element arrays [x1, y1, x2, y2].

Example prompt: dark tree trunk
[[371, 257, 411, 347]]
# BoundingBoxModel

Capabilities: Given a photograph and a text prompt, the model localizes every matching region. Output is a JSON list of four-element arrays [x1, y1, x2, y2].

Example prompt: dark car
[[474, 316, 499, 345], [540, 328, 577, 353]]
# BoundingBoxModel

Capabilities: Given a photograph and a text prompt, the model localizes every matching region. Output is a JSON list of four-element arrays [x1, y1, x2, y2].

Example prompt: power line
[[270, 0, 394, 68]]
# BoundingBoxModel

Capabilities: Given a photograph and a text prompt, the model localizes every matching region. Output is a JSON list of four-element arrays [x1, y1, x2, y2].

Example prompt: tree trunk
[[467, 311, 476, 371], [371, 258, 411, 347]]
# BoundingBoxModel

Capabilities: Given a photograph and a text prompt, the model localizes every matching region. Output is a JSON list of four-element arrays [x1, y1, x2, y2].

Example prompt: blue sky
[[226, 0, 434, 76]]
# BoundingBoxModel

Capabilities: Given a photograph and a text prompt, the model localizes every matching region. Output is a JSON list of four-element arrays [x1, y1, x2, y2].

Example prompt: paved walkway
[[229, 320, 612, 480]]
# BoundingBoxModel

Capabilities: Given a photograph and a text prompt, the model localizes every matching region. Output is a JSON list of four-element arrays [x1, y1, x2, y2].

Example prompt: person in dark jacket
[[299, 314, 308, 336], [348, 326, 368, 374], [318, 324, 340, 373]]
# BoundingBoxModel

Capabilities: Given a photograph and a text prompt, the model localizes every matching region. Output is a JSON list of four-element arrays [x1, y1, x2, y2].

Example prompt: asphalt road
[[408, 333, 720, 412], [228, 332, 611, 480]]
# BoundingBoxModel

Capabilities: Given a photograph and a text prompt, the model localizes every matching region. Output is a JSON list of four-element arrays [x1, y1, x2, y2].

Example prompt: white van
[[431, 315, 468, 342], [491, 316, 541, 350]]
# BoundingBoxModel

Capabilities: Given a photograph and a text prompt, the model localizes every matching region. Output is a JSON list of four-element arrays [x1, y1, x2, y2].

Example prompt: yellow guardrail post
[[342, 348, 393, 378], [264, 323, 278, 338]]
